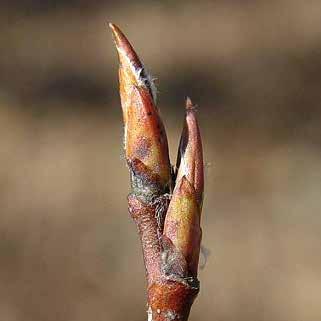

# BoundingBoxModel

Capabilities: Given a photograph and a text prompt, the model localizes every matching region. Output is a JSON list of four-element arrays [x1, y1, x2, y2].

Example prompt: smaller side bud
[[163, 177, 202, 277], [175, 97, 204, 209]]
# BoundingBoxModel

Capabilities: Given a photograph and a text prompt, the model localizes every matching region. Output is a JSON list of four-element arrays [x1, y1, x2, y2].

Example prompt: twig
[[109, 23, 204, 321]]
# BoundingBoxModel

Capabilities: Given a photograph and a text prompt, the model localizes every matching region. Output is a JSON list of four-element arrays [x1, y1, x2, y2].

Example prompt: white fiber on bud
[[147, 306, 153, 321], [140, 66, 158, 104], [117, 46, 157, 104]]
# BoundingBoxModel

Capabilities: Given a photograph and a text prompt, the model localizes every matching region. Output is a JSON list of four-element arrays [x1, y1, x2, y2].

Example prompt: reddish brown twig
[[110, 23, 204, 321]]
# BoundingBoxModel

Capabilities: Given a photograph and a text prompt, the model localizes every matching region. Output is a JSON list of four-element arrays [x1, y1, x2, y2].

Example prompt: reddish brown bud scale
[[176, 98, 204, 208], [125, 86, 171, 190], [163, 177, 202, 277], [109, 23, 142, 73]]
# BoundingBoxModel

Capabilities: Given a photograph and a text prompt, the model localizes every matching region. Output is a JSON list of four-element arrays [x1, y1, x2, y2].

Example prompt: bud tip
[[186, 96, 193, 110]]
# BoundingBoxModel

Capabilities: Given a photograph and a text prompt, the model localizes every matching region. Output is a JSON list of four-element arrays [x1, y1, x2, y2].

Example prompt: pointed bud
[[176, 97, 204, 208], [110, 23, 171, 193], [163, 177, 202, 276]]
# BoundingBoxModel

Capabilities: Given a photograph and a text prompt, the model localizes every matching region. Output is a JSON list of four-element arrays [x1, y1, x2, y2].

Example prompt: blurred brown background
[[1, 1, 321, 320]]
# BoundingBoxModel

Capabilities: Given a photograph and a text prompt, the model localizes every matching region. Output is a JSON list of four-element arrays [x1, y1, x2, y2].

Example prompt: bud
[[176, 97, 204, 208], [163, 98, 204, 277], [163, 177, 202, 277], [110, 23, 171, 193]]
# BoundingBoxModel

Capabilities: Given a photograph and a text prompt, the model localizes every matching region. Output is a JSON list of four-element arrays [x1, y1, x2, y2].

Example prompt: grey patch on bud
[[160, 237, 200, 290], [160, 236, 187, 279], [161, 249, 187, 279], [130, 170, 159, 202], [163, 310, 178, 321], [127, 158, 171, 205], [128, 160, 168, 203], [152, 193, 171, 233]]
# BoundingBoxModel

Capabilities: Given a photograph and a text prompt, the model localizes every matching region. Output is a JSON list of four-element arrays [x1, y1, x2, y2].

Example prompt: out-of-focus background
[[1, 1, 321, 320]]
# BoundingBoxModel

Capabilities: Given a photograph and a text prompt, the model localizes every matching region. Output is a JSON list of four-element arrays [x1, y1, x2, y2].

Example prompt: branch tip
[[110, 24, 204, 321]]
